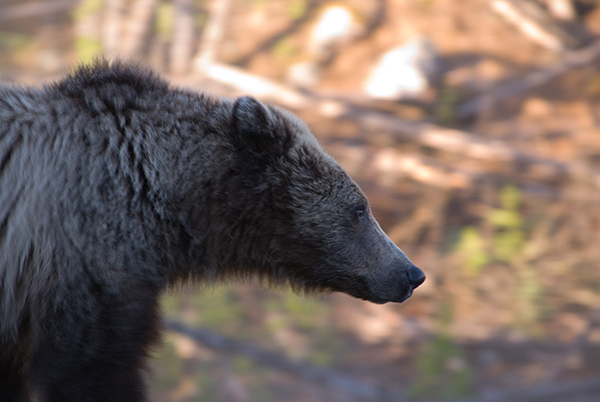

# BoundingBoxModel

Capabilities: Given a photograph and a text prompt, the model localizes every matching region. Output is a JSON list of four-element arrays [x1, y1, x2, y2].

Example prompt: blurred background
[[2, 0, 600, 400]]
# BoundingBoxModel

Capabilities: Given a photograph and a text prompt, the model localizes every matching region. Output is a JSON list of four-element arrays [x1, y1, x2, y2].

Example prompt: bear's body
[[0, 62, 424, 402]]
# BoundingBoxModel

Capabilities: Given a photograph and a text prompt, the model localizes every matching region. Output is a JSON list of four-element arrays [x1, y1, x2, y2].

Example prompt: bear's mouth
[[368, 287, 414, 304], [352, 284, 414, 304], [327, 267, 425, 304], [394, 287, 414, 303], [361, 267, 425, 304]]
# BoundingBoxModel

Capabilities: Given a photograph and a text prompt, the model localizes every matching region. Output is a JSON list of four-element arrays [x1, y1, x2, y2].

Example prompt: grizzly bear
[[0, 61, 425, 402]]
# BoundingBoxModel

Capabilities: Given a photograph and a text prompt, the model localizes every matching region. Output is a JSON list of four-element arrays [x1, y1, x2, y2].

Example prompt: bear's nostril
[[407, 265, 426, 289]]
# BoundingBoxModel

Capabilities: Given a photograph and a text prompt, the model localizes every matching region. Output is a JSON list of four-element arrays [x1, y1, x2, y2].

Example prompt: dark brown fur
[[0, 61, 424, 401]]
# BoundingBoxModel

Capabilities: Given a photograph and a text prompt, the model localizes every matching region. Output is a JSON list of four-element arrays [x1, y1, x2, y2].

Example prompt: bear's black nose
[[407, 265, 426, 289]]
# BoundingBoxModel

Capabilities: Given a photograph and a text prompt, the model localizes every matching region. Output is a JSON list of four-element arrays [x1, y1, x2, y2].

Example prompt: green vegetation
[[455, 226, 489, 276], [453, 185, 545, 333], [0, 31, 33, 69], [488, 184, 525, 262], [0, 32, 32, 52], [156, 286, 334, 400], [435, 86, 461, 125], [287, 0, 308, 20], [455, 184, 526, 275], [72, 0, 102, 20], [251, 0, 269, 8], [74, 37, 103, 63], [73, 0, 103, 62], [273, 37, 297, 60], [266, 289, 330, 329], [409, 304, 474, 400], [514, 262, 543, 333], [155, 1, 175, 41]]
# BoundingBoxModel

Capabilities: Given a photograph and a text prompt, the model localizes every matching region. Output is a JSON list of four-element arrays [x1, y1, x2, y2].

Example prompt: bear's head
[[225, 96, 425, 304]]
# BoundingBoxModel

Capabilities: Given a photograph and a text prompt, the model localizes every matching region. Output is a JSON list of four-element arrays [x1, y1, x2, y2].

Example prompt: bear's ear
[[232, 96, 282, 158], [233, 96, 272, 135]]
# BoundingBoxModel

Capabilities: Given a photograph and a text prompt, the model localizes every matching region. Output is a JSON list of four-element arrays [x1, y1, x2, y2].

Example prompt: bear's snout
[[360, 220, 426, 304], [407, 265, 426, 289], [393, 264, 426, 303], [363, 261, 426, 304]]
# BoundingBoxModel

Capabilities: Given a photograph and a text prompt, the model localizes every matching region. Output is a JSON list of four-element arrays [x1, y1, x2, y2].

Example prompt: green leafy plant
[[287, 0, 307, 20], [454, 184, 526, 276], [73, 0, 103, 62], [489, 184, 525, 262], [435, 86, 461, 125], [155, 1, 175, 41], [0, 32, 31, 51], [453, 185, 544, 332], [74, 37, 102, 63], [455, 226, 489, 276], [273, 37, 297, 60]]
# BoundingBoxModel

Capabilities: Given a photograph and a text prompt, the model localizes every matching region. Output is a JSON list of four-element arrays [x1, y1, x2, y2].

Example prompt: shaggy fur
[[0, 61, 425, 401]]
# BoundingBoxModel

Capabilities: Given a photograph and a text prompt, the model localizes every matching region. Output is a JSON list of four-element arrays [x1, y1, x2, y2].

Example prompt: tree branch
[[490, 0, 582, 51], [195, 61, 600, 189], [457, 38, 600, 119]]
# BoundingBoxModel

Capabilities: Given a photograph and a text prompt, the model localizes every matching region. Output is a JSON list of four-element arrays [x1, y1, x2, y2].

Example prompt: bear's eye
[[355, 206, 366, 221]]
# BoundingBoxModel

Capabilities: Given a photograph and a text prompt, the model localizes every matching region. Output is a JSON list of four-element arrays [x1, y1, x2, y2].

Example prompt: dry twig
[[193, 61, 600, 189], [545, 0, 577, 21], [490, 0, 582, 51], [183, 2, 600, 191], [457, 38, 600, 119]]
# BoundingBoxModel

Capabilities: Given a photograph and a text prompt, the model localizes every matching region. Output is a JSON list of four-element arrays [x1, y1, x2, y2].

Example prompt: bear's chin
[[388, 288, 414, 304], [368, 290, 414, 305], [346, 285, 415, 305]]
